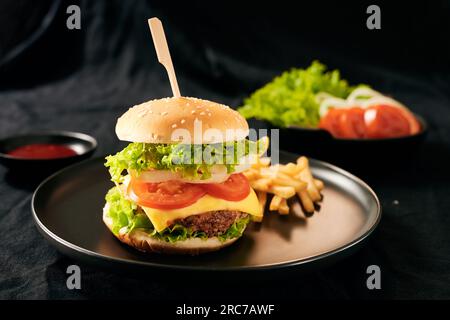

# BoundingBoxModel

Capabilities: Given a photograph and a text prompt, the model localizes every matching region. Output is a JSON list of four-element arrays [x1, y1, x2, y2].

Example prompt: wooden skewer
[[148, 17, 181, 98]]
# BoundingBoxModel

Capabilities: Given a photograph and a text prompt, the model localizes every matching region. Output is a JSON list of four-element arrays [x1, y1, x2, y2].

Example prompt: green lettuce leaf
[[218, 215, 250, 242], [105, 139, 266, 184], [238, 60, 358, 128], [105, 186, 141, 235], [104, 187, 250, 243]]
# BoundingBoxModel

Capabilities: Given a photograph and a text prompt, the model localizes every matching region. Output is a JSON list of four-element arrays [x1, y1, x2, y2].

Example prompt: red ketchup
[[7, 144, 77, 159]]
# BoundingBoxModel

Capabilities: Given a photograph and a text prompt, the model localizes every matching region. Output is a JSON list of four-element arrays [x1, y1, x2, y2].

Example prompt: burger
[[103, 96, 266, 255]]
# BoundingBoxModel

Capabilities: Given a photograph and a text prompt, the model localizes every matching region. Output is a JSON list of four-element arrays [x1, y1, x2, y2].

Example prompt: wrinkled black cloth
[[0, 1, 449, 300]]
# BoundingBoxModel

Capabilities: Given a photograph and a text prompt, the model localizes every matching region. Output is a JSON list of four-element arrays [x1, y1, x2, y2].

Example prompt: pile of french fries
[[244, 156, 324, 218]]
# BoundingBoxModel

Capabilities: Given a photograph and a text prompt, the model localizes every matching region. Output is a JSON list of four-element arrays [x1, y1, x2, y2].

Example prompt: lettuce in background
[[238, 61, 358, 127]]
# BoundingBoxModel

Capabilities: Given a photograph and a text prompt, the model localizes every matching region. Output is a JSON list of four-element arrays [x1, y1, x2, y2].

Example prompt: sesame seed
[[172, 124, 177, 128], [138, 110, 147, 117], [208, 113, 212, 116], [200, 111, 205, 116], [180, 119, 186, 124], [191, 110, 196, 114], [161, 111, 168, 116]]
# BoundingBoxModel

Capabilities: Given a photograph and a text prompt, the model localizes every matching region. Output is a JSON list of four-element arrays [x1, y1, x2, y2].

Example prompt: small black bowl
[[0, 131, 97, 178], [264, 114, 428, 177]]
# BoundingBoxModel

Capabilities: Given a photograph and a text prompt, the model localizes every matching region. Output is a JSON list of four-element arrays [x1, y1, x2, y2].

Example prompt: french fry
[[296, 156, 308, 172], [244, 153, 323, 218], [297, 163, 321, 202], [259, 167, 277, 179], [297, 190, 315, 213], [243, 168, 260, 180], [279, 162, 302, 176], [275, 171, 307, 189], [278, 198, 290, 215], [276, 171, 297, 181], [258, 157, 271, 167], [254, 191, 266, 222], [269, 195, 283, 211], [314, 178, 324, 191], [250, 177, 272, 191], [271, 177, 306, 191], [269, 185, 296, 199]]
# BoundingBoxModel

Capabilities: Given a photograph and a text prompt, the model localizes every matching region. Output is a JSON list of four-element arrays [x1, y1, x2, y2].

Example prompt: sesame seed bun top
[[115, 97, 249, 144]]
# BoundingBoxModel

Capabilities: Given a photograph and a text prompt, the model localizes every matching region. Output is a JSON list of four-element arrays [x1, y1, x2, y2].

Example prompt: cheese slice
[[141, 189, 262, 232]]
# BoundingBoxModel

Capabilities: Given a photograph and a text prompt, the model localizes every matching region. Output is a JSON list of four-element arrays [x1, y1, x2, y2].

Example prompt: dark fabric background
[[0, 0, 449, 299]]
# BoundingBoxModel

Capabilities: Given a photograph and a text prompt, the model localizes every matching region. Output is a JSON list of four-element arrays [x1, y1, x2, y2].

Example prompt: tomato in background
[[338, 107, 366, 139], [319, 104, 419, 139], [319, 108, 346, 138], [395, 106, 421, 134], [364, 105, 410, 138]]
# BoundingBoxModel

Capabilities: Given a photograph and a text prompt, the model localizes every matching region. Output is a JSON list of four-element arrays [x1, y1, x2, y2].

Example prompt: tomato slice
[[395, 107, 421, 135], [364, 104, 411, 138], [320, 104, 419, 139], [335, 112, 355, 138], [319, 108, 347, 138], [329, 109, 347, 138], [203, 173, 250, 201], [336, 107, 366, 139], [128, 179, 206, 209], [318, 113, 333, 133], [128, 173, 251, 209]]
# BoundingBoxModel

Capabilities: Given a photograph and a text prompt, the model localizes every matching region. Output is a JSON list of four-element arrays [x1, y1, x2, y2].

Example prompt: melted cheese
[[141, 189, 262, 232]]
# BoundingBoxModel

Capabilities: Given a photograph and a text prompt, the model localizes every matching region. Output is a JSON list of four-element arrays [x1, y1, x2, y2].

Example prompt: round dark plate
[[32, 152, 381, 273]]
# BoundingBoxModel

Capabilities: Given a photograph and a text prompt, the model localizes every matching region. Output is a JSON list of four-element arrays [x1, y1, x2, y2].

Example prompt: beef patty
[[174, 211, 249, 237]]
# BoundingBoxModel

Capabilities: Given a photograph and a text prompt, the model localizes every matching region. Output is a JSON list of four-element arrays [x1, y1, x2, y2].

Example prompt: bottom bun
[[103, 205, 240, 255]]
